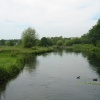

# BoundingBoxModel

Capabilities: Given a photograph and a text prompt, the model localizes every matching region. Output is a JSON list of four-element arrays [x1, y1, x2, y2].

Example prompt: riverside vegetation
[[0, 46, 54, 82], [0, 19, 100, 83]]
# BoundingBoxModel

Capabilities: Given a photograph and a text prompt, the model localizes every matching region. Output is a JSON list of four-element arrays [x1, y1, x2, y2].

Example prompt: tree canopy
[[81, 19, 100, 45], [0, 19, 100, 47], [21, 27, 37, 48]]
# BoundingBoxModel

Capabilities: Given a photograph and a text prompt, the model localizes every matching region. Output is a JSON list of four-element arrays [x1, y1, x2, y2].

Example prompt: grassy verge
[[0, 46, 54, 54], [73, 44, 100, 53], [0, 46, 54, 82], [0, 53, 24, 82]]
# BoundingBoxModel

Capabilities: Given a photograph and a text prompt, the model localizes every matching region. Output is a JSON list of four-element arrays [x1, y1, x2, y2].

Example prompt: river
[[0, 50, 100, 100]]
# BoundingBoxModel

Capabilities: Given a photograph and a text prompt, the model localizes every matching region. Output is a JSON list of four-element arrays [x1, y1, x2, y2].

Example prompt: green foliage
[[0, 53, 24, 81], [50, 36, 63, 45], [0, 39, 5, 46], [64, 38, 81, 46], [40, 37, 48, 47], [5, 40, 14, 46], [96, 40, 100, 47], [64, 39, 73, 46], [81, 19, 100, 45], [57, 40, 63, 46], [40, 37, 53, 47], [0, 46, 54, 82], [21, 27, 37, 48], [73, 44, 96, 53], [0, 39, 21, 46]]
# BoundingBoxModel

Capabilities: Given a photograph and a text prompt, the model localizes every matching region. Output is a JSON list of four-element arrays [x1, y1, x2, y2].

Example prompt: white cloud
[[0, 0, 100, 39]]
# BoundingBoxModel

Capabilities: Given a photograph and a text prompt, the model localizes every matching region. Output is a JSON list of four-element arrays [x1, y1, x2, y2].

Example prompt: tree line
[[0, 19, 100, 48]]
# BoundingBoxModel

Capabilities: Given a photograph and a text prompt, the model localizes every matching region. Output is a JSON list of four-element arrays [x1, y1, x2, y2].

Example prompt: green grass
[[0, 46, 54, 54], [73, 44, 100, 53], [0, 53, 24, 82], [0, 46, 54, 82]]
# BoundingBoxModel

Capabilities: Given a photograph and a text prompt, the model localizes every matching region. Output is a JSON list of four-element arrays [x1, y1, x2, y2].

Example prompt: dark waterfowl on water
[[77, 76, 80, 79], [93, 78, 98, 81]]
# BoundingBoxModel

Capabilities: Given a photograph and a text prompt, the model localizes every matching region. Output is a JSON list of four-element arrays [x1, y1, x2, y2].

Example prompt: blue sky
[[0, 0, 100, 39]]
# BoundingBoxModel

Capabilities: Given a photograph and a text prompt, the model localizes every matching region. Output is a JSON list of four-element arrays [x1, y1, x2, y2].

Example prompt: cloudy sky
[[0, 0, 100, 39]]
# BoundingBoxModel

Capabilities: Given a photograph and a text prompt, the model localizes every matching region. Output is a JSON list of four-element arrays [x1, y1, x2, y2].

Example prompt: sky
[[0, 0, 100, 39]]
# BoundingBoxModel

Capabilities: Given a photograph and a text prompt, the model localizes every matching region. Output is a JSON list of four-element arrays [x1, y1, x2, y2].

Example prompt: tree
[[96, 40, 100, 47], [5, 40, 14, 46], [64, 40, 73, 46], [40, 37, 52, 47], [0, 39, 5, 46], [50, 36, 63, 45], [57, 40, 63, 46], [80, 34, 91, 44], [81, 19, 100, 46], [21, 27, 37, 48]]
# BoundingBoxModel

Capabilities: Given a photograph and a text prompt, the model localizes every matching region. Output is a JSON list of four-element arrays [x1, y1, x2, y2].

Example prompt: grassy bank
[[0, 53, 24, 82], [0, 46, 54, 82], [0, 46, 54, 54], [73, 44, 100, 53]]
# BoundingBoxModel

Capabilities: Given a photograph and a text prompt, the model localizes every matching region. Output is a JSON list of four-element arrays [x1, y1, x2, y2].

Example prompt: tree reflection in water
[[0, 55, 38, 98], [25, 56, 38, 73], [65, 49, 100, 76], [0, 51, 100, 99], [87, 52, 100, 77]]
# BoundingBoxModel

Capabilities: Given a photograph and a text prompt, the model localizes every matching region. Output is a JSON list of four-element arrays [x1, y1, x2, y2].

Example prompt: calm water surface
[[0, 51, 100, 100]]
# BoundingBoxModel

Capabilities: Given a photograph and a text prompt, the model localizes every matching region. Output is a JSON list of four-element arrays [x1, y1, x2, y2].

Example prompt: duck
[[77, 76, 80, 79], [93, 78, 98, 81]]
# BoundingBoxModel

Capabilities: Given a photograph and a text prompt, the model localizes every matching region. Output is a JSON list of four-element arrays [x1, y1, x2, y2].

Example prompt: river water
[[0, 50, 100, 100]]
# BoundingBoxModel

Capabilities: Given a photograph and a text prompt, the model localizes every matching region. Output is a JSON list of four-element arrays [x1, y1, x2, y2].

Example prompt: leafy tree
[[96, 40, 100, 47], [40, 37, 52, 47], [5, 40, 14, 46], [57, 40, 63, 46], [21, 27, 37, 48], [40, 37, 47, 47], [0, 39, 5, 46], [64, 40, 73, 46], [35, 39, 40, 46], [80, 34, 91, 44], [46, 37, 53, 46], [81, 19, 100, 46], [50, 36, 63, 45], [72, 38, 81, 44], [64, 38, 81, 46]]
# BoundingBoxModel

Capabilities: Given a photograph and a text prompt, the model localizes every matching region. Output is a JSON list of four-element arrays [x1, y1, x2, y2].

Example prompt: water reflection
[[87, 52, 100, 76], [65, 49, 100, 76], [42, 53, 50, 57], [65, 49, 80, 55], [53, 50, 64, 56], [0, 51, 100, 100], [25, 56, 38, 73], [0, 56, 38, 98], [0, 73, 23, 99], [0, 84, 6, 100]]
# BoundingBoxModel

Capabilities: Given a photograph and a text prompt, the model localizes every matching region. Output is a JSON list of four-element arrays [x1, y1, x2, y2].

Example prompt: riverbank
[[72, 44, 100, 53], [0, 50, 100, 100], [0, 45, 100, 83], [0, 46, 54, 83]]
